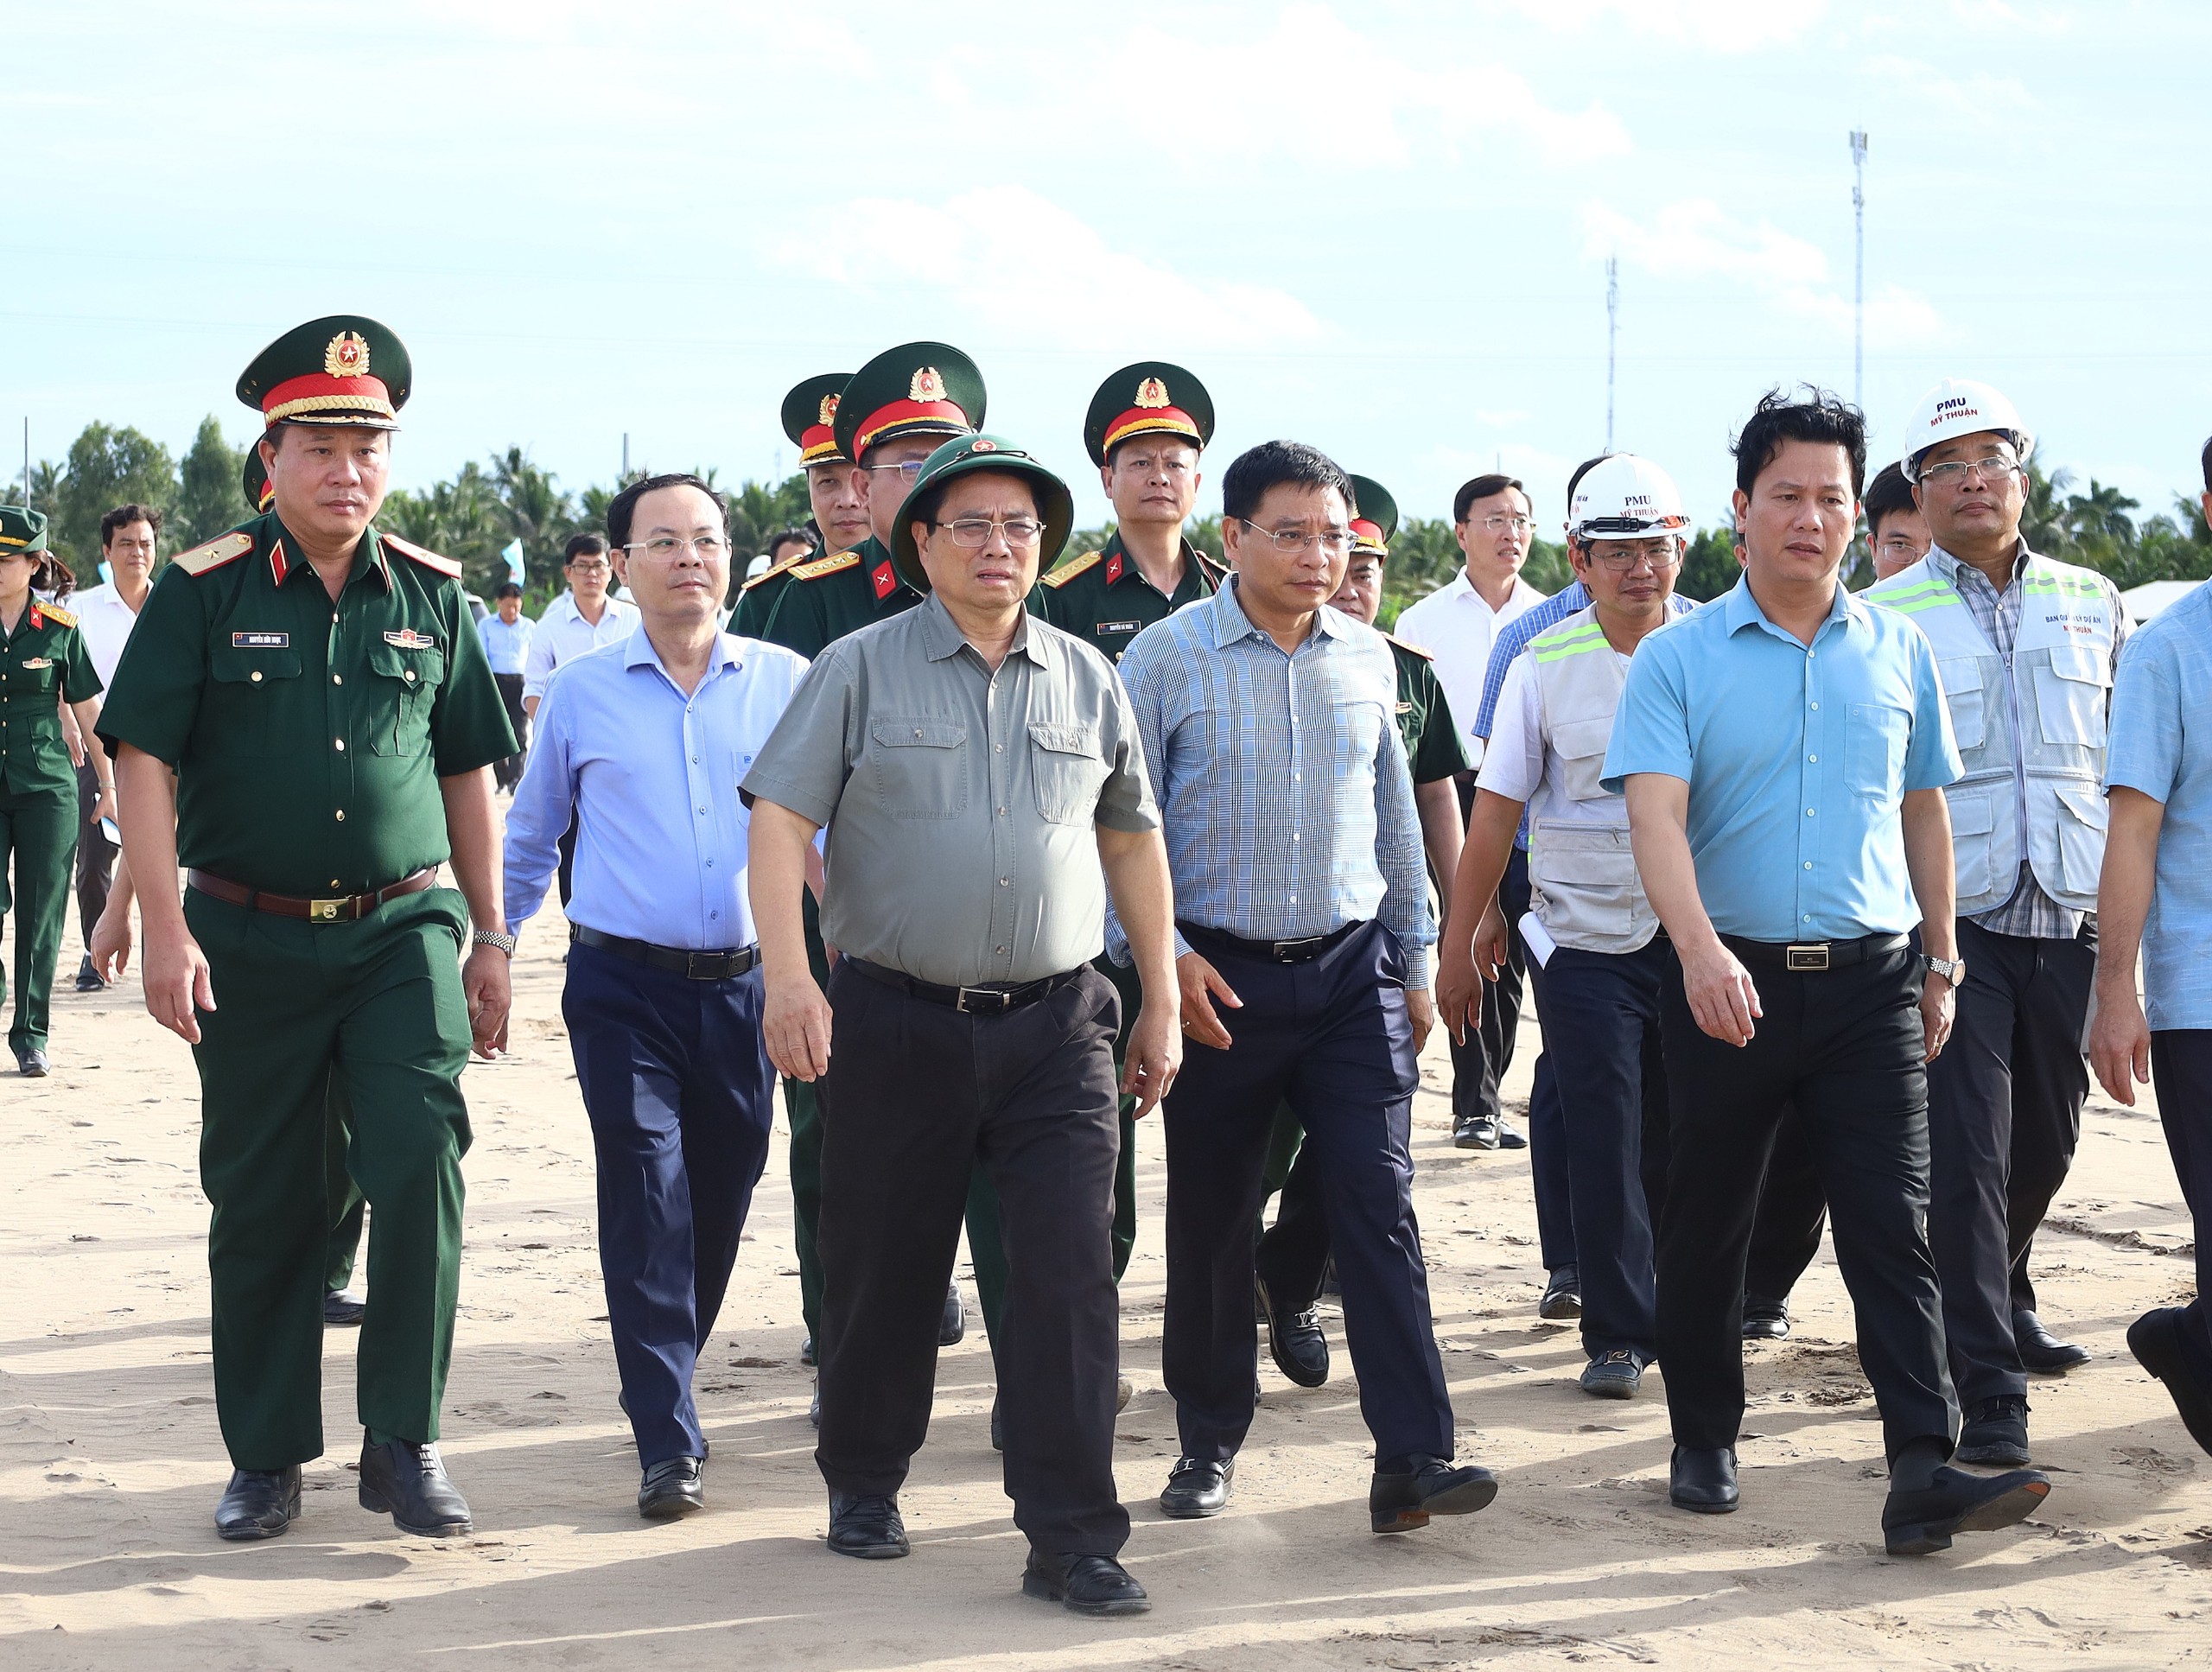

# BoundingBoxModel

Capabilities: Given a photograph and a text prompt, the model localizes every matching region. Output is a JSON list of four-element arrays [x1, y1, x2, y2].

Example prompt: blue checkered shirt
[[1108, 582, 1434, 986]]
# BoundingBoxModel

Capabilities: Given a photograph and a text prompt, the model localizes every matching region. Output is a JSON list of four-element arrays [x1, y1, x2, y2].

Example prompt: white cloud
[[773, 187, 1326, 350], [1859, 54, 2036, 124], [1502, 0, 1828, 52]]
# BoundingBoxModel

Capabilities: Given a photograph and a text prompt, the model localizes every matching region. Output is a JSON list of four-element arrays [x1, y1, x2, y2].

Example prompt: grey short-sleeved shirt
[[742, 593, 1159, 988]]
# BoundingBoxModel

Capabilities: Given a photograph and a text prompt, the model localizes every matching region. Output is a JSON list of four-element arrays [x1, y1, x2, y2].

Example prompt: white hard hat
[[744, 553, 772, 581], [1567, 454, 1690, 542], [1899, 378, 2033, 481]]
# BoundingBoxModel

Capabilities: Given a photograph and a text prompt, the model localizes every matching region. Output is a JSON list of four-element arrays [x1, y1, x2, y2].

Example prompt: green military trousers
[[0, 787, 79, 1052], [188, 882, 474, 1472], [324, 1075, 368, 1294]]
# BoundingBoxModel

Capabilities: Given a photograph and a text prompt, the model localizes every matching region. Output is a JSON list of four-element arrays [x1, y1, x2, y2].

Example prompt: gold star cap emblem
[[1135, 376, 1171, 409], [325, 330, 371, 379], [911, 366, 946, 403], [818, 391, 841, 426]]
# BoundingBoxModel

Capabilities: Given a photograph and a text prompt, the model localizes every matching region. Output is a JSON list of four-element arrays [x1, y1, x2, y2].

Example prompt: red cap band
[[262, 371, 396, 424], [1103, 405, 1200, 455], [854, 398, 969, 459]]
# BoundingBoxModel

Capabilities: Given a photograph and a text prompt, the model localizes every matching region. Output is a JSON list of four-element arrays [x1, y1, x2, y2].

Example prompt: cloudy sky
[[11, 1, 2208, 540]]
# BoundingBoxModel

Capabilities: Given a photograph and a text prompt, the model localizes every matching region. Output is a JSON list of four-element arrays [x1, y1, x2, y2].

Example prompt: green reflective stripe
[[1869, 575, 1956, 607], [1885, 589, 1963, 615], [1532, 621, 1609, 662]]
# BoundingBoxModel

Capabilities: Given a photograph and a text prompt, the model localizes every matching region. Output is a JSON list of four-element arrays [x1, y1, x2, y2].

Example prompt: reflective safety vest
[[1525, 606, 1661, 954], [1864, 550, 2117, 917]]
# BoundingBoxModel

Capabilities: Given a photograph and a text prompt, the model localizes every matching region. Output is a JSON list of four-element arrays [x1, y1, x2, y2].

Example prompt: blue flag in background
[[501, 538, 525, 588]]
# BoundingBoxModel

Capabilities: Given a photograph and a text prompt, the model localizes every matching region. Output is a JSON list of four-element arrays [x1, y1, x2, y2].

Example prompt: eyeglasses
[[566, 560, 611, 575], [1920, 453, 2020, 488], [1236, 518, 1355, 556], [623, 535, 729, 559], [1469, 514, 1533, 535], [934, 518, 1045, 549], [866, 460, 929, 480], [1590, 540, 1682, 572]]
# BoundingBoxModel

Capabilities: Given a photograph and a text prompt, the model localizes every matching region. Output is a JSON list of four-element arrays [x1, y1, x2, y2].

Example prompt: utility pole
[[1605, 256, 1619, 453], [1851, 128, 1868, 410], [20, 419, 27, 507], [621, 432, 631, 480]]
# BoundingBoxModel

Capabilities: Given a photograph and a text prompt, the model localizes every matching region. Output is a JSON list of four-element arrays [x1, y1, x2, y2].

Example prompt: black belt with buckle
[[1177, 919, 1363, 964], [570, 925, 761, 981], [843, 956, 1083, 1014], [1720, 931, 1910, 972]]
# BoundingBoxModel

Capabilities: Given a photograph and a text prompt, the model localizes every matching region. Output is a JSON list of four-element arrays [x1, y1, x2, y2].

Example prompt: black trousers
[[492, 671, 528, 791], [1535, 940, 1671, 1359], [1743, 1104, 1828, 1306], [2149, 1031, 2212, 1368], [73, 752, 117, 950], [1165, 921, 1454, 1467], [1657, 940, 1956, 1458], [1927, 917, 2094, 1404], [815, 960, 1127, 1557]]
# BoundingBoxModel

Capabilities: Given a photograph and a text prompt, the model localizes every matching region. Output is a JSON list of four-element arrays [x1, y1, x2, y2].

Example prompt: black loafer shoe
[[1740, 1298, 1790, 1340], [2015, 1309, 2090, 1373], [1454, 1115, 1501, 1150], [215, 1465, 301, 1540], [990, 1393, 1003, 1453], [2128, 1306, 2212, 1457], [939, 1281, 965, 1346], [358, 1434, 473, 1537], [1580, 1350, 1643, 1399], [1669, 1446, 1738, 1514], [1956, 1395, 2031, 1466], [323, 1288, 367, 1328], [74, 955, 106, 993], [1256, 1275, 1330, 1388], [809, 1376, 821, 1431], [1022, 1549, 1149, 1616], [800, 1334, 817, 1368], [1160, 1456, 1233, 1518], [15, 1046, 48, 1077], [827, 1491, 909, 1559], [1882, 1465, 2048, 1555], [1540, 1265, 1582, 1321], [1494, 1118, 1528, 1149], [639, 1455, 704, 1519], [1370, 1454, 1498, 1533]]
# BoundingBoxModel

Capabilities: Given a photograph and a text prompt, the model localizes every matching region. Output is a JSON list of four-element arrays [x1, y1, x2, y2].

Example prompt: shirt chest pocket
[[9, 654, 57, 696], [1550, 715, 1616, 804], [361, 642, 445, 757], [207, 646, 304, 757], [1845, 701, 1910, 802], [869, 717, 969, 820], [1027, 722, 1107, 826]]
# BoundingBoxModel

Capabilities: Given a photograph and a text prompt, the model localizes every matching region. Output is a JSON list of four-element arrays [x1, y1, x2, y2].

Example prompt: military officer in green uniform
[[735, 373, 868, 640], [0, 506, 110, 1075], [1254, 475, 1471, 1389], [99, 315, 517, 1542]]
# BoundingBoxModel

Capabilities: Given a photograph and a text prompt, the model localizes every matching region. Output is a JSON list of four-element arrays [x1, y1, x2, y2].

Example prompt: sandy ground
[[3, 881, 2209, 1671]]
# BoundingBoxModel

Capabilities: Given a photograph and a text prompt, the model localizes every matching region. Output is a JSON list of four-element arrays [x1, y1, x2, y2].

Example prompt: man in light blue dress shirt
[[476, 582, 535, 791], [504, 474, 808, 1521]]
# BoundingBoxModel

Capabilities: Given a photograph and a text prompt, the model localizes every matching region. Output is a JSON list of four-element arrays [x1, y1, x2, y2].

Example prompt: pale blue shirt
[[505, 629, 810, 950], [2105, 580, 2212, 1030], [477, 611, 535, 676], [1603, 574, 1960, 943]]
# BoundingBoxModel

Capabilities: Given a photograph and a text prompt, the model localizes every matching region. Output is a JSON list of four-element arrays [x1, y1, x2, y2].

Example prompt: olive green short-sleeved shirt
[[97, 514, 517, 897], [0, 601, 101, 798], [755, 535, 922, 661], [743, 593, 1159, 988], [1027, 530, 1223, 664], [1389, 638, 1471, 786]]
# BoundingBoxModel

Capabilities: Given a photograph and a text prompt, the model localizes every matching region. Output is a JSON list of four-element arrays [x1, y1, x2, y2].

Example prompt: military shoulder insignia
[[792, 551, 860, 581], [381, 532, 463, 577], [1040, 549, 1105, 590], [174, 531, 256, 576], [1383, 632, 1434, 660], [31, 601, 75, 629], [742, 550, 817, 592]]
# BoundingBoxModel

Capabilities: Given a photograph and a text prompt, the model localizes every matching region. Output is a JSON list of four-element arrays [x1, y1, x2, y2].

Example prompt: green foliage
[[1676, 525, 1742, 602], [726, 473, 813, 564], [174, 416, 246, 548], [2018, 461, 2212, 590], [53, 424, 175, 574]]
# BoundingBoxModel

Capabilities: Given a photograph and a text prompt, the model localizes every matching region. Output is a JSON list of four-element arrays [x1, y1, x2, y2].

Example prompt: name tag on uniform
[[384, 629, 436, 650], [18, 657, 51, 670], [1095, 620, 1141, 636], [232, 632, 289, 648]]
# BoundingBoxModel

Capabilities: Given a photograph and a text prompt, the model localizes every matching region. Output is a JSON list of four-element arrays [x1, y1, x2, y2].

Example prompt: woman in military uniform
[[0, 505, 110, 1074]]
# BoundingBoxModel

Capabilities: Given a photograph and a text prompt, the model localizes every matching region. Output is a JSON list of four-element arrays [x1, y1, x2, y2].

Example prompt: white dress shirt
[[521, 589, 640, 702], [1392, 569, 1549, 765], [73, 582, 148, 690]]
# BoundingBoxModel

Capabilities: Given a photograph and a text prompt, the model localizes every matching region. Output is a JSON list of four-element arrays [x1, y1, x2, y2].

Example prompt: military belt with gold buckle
[[187, 867, 439, 923]]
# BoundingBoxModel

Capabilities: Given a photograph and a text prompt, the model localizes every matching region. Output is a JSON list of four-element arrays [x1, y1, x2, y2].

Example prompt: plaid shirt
[[1933, 544, 2128, 939]]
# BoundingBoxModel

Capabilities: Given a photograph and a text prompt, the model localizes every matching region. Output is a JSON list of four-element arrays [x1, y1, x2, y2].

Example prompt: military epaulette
[[1382, 632, 1433, 660], [746, 550, 823, 591], [791, 550, 860, 582], [32, 601, 76, 628], [380, 532, 463, 578], [1040, 549, 1105, 589], [172, 531, 256, 576]]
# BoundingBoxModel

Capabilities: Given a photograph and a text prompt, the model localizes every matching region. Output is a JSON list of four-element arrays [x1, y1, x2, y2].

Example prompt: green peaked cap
[[1084, 360, 1214, 466], [237, 314, 411, 429], [891, 434, 1073, 594], [782, 372, 855, 464], [0, 505, 49, 554], [1348, 474, 1398, 554], [832, 341, 985, 465]]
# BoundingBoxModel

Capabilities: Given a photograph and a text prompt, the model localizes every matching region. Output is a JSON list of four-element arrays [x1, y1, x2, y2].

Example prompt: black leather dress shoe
[[1370, 1454, 1497, 1533], [1540, 1265, 1582, 1321], [800, 1334, 817, 1368], [1882, 1465, 2048, 1555], [1494, 1118, 1528, 1149], [215, 1465, 301, 1540], [1022, 1549, 1149, 1616], [358, 1434, 473, 1536], [1256, 1275, 1329, 1388], [2129, 1306, 2212, 1457], [939, 1281, 965, 1346], [74, 955, 106, 993], [1160, 1456, 1233, 1518], [2015, 1309, 2090, 1373], [1956, 1395, 2031, 1466], [1454, 1114, 1502, 1150], [809, 1376, 821, 1430], [827, 1491, 909, 1558], [990, 1393, 1004, 1453], [1669, 1446, 1738, 1513], [1740, 1298, 1789, 1340], [639, 1455, 704, 1519], [15, 1046, 48, 1077], [323, 1288, 367, 1327]]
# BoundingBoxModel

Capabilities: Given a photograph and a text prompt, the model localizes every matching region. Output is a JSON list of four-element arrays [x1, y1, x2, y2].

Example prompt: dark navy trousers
[[564, 941, 775, 1468], [1532, 939, 1671, 1360], [1165, 920, 1455, 1467], [2150, 1031, 2212, 1371]]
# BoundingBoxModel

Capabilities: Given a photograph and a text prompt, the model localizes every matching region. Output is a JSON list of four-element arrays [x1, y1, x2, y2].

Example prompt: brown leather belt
[[187, 866, 438, 923]]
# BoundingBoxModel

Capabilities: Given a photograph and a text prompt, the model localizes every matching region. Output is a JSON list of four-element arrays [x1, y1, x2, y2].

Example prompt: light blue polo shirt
[[2105, 580, 2212, 1031], [1603, 573, 1961, 943]]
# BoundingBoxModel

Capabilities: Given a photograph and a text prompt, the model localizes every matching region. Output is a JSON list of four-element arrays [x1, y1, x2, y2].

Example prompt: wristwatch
[[473, 930, 518, 957], [1923, 954, 1965, 988]]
